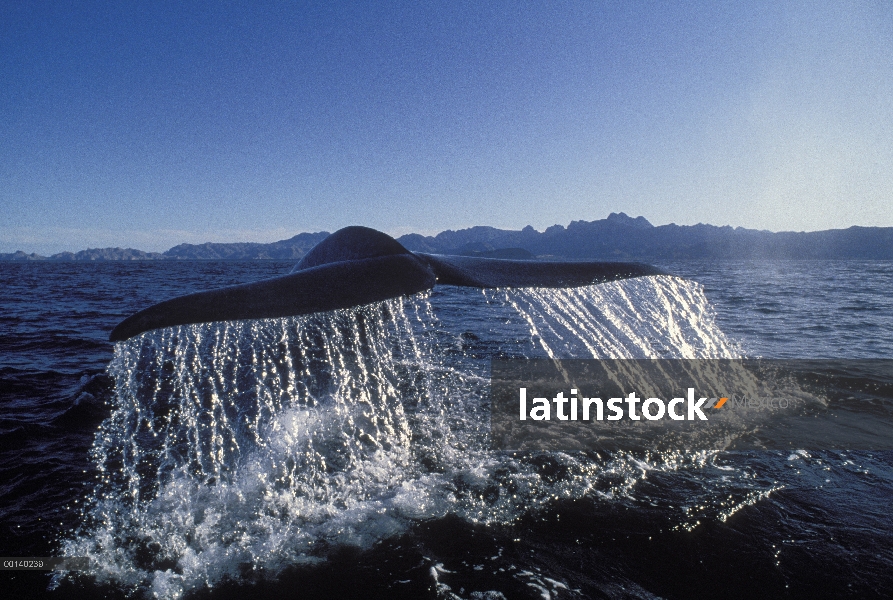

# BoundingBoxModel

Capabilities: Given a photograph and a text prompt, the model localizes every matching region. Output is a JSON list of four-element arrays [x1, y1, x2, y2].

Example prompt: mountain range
[[4, 213, 893, 261]]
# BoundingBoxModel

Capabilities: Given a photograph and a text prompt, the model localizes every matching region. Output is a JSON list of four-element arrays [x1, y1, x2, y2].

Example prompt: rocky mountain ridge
[[4, 214, 892, 261]]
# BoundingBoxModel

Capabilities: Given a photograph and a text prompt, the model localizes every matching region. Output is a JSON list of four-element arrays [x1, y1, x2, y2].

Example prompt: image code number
[[1, 557, 89, 570]]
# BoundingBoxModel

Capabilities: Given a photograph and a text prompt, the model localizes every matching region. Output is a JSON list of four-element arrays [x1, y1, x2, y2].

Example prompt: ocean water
[[1, 260, 891, 599]]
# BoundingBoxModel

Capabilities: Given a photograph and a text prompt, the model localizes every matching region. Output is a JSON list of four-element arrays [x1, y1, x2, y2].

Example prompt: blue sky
[[2, 1, 892, 253]]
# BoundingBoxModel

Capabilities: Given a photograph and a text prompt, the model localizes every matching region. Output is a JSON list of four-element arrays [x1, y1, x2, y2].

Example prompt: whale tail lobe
[[110, 226, 667, 342]]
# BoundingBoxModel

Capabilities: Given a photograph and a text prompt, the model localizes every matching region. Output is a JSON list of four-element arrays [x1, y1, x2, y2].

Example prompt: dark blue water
[[1, 260, 891, 599]]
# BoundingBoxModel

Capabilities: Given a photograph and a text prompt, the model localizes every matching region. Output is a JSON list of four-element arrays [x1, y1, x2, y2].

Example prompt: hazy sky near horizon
[[2, 1, 892, 253]]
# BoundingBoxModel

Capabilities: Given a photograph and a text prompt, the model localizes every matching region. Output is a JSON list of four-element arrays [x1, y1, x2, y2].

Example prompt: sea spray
[[501, 276, 741, 360], [64, 299, 449, 596], [61, 277, 758, 598]]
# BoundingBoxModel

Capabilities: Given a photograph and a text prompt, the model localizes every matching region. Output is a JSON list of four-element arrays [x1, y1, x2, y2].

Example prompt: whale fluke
[[109, 226, 667, 342]]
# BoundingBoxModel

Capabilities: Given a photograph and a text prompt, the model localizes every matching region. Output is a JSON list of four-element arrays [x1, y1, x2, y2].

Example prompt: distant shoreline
[[4, 213, 893, 261]]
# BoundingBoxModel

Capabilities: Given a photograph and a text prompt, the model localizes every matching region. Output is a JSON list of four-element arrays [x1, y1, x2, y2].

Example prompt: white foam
[[62, 277, 743, 598]]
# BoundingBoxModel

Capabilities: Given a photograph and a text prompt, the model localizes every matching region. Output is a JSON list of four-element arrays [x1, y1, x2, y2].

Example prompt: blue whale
[[109, 226, 667, 342]]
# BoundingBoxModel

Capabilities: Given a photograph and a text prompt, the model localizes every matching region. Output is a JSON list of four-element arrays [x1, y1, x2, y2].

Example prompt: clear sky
[[2, 1, 892, 253]]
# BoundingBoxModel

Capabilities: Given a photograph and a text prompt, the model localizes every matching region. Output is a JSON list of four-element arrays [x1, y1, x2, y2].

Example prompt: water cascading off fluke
[[64, 275, 744, 599]]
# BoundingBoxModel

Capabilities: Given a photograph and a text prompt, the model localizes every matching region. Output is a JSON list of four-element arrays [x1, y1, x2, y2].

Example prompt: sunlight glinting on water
[[503, 276, 740, 359], [62, 276, 751, 598]]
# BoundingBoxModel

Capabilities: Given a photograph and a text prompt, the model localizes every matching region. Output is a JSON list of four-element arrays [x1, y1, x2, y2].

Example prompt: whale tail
[[109, 226, 667, 342]]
